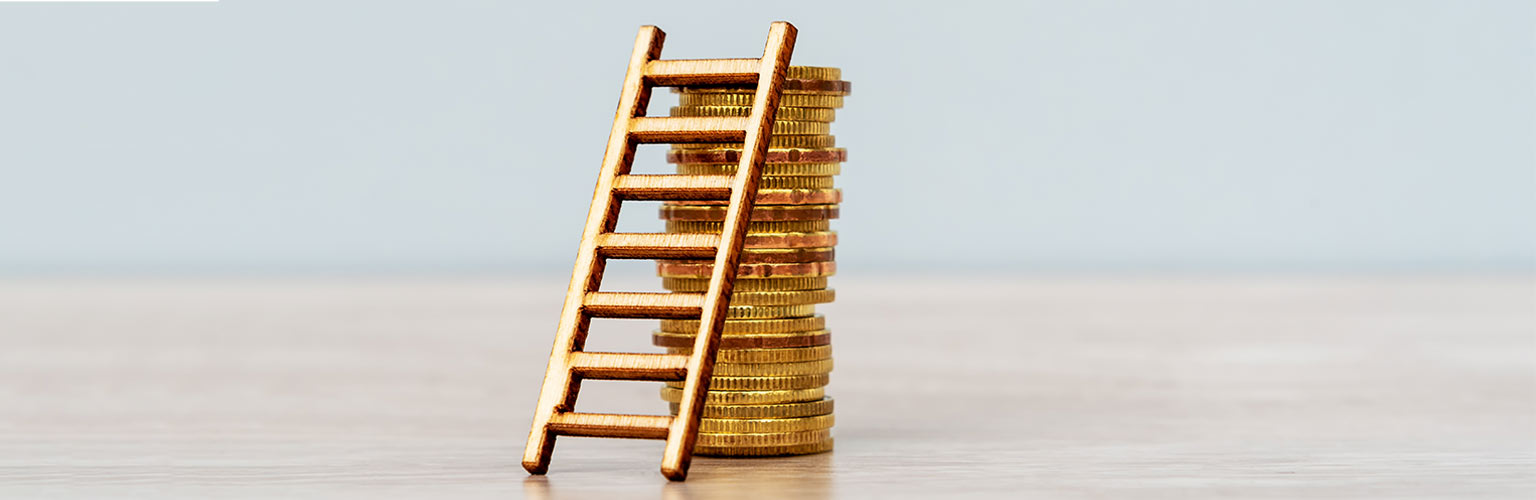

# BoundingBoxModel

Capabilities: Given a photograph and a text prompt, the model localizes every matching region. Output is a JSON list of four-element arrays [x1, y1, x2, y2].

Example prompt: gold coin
[[770, 121, 831, 135], [680, 92, 844, 108], [657, 260, 836, 279], [659, 204, 839, 222], [669, 345, 833, 363], [676, 162, 841, 177], [708, 359, 835, 377], [786, 66, 841, 80], [708, 289, 836, 306], [695, 429, 832, 447], [651, 329, 831, 349], [671, 105, 835, 122], [669, 147, 847, 165], [727, 304, 815, 319], [694, 437, 833, 457], [679, 79, 851, 95], [715, 359, 834, 376], [660, 386, 825, 405], [662, 276, 827, 292], [757, 177, 836, 189], [698, 414, 835, 434], [671, 397, 834, 418], [671, 135, 834, 150], [667, 220, 830, 233], [668, 374, 828, 391], [661, 315, 825, 334], [667, 188, 841, 206]]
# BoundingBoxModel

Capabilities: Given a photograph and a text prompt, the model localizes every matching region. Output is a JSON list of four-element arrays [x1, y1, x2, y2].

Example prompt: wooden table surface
[[2, 276, 1531, 498]]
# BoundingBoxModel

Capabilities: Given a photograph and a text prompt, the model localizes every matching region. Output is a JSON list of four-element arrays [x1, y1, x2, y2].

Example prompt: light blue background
[[1, 0, 1531, 274]]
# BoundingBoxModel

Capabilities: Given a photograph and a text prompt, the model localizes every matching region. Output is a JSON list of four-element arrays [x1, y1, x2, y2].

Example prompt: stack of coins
[[653, 66, 848, 457]]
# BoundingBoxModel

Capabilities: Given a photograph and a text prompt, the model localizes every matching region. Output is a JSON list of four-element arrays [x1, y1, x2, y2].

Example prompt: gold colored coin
[[667, 220, 830, 233], [669, 147, 847, 165], [669, 345, 833, 363], [651, 329, 831, 349], [694, 437, 834, 457], [698, 414, 835, 434], [659, 204, 839, 222], [662, 276, 827, 292], [770, 121, 831, 135], [717, 288, 835, 306], [727, 304, 815, 319], [661, 315, 825, 334], [708, 359, 835, 377], [695, 429, 832, 447], [681, 92, 844, 108], [671, 135, 834, 150], [669, 188, 841, 206], [761, 176, 836, 189], [671, 397, 834, 418], [657, 260, 837, 279], [660, 386, 825, 405], [667, 374, 828, 391], [757, 177, 836, 189], [671, 105, 835, 122], [676, 162, 841, 177], [785, 66, 841, 80], [679, 79, 851, 95]]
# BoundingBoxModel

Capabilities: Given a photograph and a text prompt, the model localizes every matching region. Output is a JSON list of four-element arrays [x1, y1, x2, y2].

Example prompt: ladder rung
[[630, 117, 748, 143], [547, 412, 673, 440], [645, 58, 759, 86], [597, 233, 720, 259], [570, 352, 690, 381], [583, 292, 704, 318], [613, 175, 733, 200]]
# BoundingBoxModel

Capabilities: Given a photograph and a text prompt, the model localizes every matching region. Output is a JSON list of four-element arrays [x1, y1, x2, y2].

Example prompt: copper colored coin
[[737, 247, 835, 264], [742, 231, 838, 249], [668, 189, 842, 206], [672, 135, 834, 150], [668, 147, 847, 164], [659, 204, 839, 222], [657, 260, 837, 278], [667, 219, 830, 234], [678, 78, 852, 95], [651, 330, 832, 348]]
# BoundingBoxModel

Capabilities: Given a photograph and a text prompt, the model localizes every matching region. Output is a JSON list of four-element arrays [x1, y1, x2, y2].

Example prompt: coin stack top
[[657, 66, 847, 457]]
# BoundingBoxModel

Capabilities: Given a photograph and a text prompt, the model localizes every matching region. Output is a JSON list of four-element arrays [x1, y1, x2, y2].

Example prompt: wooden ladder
[[522, 22, 797, 481]]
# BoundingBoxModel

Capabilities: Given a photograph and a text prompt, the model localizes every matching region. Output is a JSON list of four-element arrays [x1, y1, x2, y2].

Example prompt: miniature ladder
[[522, 22, 797, 481]]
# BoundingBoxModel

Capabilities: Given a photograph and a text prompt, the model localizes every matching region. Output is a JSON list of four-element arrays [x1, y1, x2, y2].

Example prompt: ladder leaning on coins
[[522, 22, 798, 481]]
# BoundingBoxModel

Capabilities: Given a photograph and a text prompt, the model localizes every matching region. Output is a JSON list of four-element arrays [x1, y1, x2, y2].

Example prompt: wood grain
[[0, 276, 1530, 498], [523, 22, 797, 480]]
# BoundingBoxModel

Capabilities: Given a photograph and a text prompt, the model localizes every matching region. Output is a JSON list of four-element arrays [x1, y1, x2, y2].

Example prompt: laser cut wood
[[521, 21, 797, 481]]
